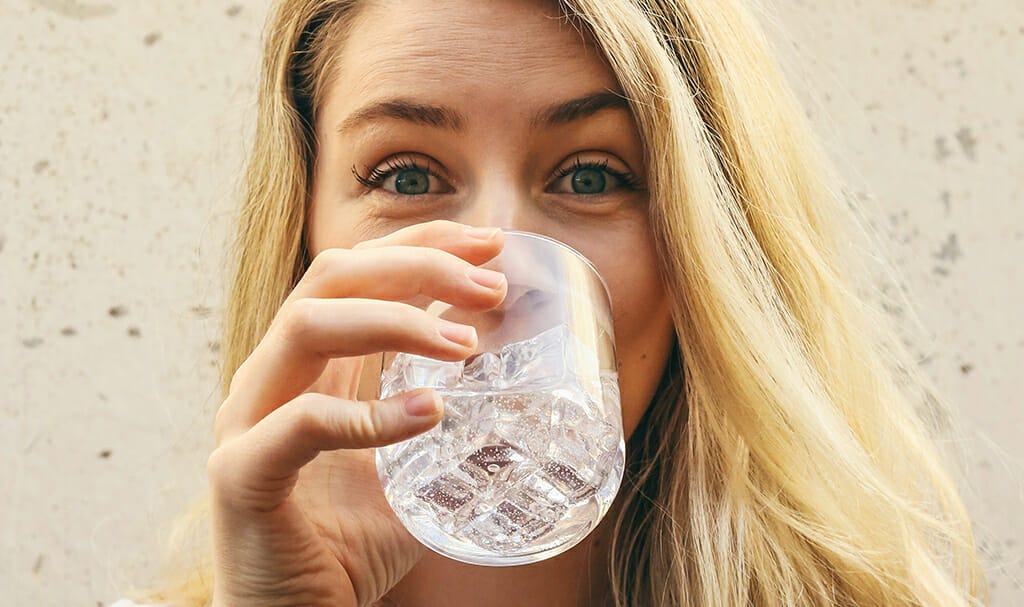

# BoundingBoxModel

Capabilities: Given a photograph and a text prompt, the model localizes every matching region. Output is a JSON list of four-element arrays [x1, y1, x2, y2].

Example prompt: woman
[[134, 0, 986, 605]]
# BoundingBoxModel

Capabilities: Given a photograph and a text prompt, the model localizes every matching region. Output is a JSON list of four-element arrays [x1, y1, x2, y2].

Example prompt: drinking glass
[[376, 230, 624, 566]]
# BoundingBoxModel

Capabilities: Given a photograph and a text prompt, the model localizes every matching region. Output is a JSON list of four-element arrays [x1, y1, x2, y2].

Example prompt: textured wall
[[1, 1, 1020, 605]]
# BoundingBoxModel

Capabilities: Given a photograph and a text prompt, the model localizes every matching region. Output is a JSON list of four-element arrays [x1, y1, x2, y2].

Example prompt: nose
[[449, 170, 572, 289], [455, 183, 555, 289], [454, 173, 533, 231], [457, 194, 517, 231]]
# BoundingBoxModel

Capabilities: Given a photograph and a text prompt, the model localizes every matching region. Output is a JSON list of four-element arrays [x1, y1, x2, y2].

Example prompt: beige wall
[[2, 1, 1020, 605]]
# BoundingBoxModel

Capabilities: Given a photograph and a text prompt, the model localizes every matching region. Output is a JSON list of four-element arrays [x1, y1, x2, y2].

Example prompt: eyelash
[[552, 157, 642, 191], [351, 156, 642, 193], [352, 157, 444, 190]]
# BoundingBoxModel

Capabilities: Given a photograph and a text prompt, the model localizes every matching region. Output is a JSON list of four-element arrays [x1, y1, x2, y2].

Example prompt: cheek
[[591, 232, 673, 439], [307, 180, 377, 253], [605, 245, 667, 358]]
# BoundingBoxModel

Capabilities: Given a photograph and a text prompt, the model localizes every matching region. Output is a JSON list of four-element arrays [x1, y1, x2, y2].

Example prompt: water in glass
[[377, 324, 624, 565]]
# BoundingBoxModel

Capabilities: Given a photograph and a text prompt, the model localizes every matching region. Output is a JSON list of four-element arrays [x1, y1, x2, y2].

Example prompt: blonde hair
[[149, 0, 987, 605]]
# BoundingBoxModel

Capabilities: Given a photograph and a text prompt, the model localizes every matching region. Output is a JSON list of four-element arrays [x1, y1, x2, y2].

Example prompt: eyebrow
[[335, 91, 631, 134]]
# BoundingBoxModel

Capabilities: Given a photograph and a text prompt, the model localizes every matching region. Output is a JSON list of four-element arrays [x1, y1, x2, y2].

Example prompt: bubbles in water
[[416, 475, 474, 515]]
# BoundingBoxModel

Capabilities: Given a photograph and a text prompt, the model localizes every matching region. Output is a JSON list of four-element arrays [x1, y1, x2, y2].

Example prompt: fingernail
[[467, 267, 506, 290], [465, 226, 501, 240], [404, 391, 441, 417], [436, 319, 477, 347]]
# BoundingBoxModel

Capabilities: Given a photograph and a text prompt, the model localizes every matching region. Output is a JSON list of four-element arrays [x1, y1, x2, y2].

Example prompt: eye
[[547, 157, 641, 195], [352, 157, 452, 196], [390, 167, 430, 195]]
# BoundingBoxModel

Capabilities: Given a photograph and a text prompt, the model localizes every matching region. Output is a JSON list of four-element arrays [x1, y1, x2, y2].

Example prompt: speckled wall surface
[[1, 1, 1020, 605]]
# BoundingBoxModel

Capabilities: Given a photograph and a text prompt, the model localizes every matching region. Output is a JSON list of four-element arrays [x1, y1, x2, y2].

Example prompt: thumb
[[208, 389, 442, 509]]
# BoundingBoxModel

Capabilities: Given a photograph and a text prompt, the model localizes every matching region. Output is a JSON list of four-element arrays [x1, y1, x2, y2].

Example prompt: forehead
[[328, 0, 620, 116]]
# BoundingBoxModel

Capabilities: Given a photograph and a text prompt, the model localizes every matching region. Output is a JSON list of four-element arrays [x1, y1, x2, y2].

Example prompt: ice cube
[[458, 439, 526, 487], [382, 353, 463, 397], [539, 460, 597, 502], [463, 497, 556, 553], [416, 475, 475, 516], [495, 499, 550, 537], [517, 469, 569, 505], [461, 351, 502, 387], [492, 393, 551, 457], [385, 443, 439, 494], [500, 325, 570, 388], [442, 393, 498, 448]]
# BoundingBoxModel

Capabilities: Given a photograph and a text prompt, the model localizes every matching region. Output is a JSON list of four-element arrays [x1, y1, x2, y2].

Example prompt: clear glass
[[376, 230, 624, 566]]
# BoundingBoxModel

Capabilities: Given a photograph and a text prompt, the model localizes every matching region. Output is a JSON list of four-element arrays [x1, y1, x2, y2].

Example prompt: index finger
[[285, 219, 505, 307], [354, 220, 504, 262]]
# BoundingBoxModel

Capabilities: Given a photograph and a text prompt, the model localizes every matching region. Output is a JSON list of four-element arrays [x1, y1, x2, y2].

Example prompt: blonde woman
[[125, 0, 987, 605]]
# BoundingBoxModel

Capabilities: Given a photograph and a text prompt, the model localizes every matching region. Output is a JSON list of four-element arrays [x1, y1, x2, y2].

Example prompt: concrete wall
[[2, 1, 1020, 605]]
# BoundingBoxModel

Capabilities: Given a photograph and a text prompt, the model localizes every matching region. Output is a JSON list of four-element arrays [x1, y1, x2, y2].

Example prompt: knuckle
[[278, 298, 318, 342], [351, 401, 383, 444], [289, 393, 324, 431], [205, 444, 237, 487], [293, 393, 375, 445], [306, 247, 348, 279], [291, 391, 322, 408], [289, 393, 345, 445], [424, 219, 461, 241], [395, 302, 432, 330], [411, 250, 453, 288], [421, 245, 457, 267], [288, 402, 319, 440], [206, 443, 276, 507]]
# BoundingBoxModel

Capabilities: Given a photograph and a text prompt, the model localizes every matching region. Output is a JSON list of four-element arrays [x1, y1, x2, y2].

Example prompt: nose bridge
[[459, 190, 514, 230], [456, 165, 528, 230], [464, 195, 513, 230]]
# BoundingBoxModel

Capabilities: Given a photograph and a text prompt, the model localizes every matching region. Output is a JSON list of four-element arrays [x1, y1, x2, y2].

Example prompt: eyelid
[[352, 154, 454, 193], [546, 154, 642, 193]]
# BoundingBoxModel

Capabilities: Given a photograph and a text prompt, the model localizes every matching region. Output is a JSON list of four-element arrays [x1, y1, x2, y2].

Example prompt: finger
[[217, 299, 475, 442], [285, 245, 507, 310], [208, 389, 442, 511], [353, 219, 505, 266]]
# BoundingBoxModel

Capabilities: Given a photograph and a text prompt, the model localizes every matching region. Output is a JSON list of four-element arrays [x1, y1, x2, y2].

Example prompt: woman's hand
[[207, 221, 506, 607]]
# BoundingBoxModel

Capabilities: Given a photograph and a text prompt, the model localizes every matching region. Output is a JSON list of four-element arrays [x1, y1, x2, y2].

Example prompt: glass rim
[[499, 229, 614, 312]]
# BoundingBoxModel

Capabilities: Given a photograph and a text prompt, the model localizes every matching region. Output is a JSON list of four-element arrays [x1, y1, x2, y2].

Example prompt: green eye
[[394, 168, 430, 195], [571, 168, 607, 194], [547, 158, 638, 196], [353, 158, 451, 196]]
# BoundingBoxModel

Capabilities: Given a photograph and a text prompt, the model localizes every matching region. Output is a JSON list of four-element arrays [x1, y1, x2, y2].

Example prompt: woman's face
[[308, 0, 675, 439]]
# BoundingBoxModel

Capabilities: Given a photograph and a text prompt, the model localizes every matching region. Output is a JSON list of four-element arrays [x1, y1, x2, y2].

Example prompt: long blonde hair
[[150, 1, 987, 605]]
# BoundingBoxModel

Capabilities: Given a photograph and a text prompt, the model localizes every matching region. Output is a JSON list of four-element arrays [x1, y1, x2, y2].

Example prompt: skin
[[207, 1, 675, 606]]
